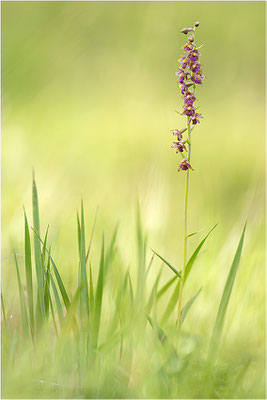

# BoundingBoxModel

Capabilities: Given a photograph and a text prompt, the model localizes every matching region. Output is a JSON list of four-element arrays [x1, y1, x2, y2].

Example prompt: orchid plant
[[171, 22, 205, 328]]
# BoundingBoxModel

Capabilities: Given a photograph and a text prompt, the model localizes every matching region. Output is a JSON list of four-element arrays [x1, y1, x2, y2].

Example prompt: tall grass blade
[[208, 223, 246, 364], [49, 270, 64, 328], [161, 224, 216, 324], [85, 206, 98, 262], [146, 268, 162, 315], [91, 235, 105, 350], [14, 252, 29, 339], [180, 287, 202, 325], [151, 249, 181, 277], [146, 314, 178, 359], [79, 201, 89, 320], [24, 211, 34, 335], [32, 175, 45, 321], [184, 223, 217, 282], [89, 264, 94, 313], [136, 203, 146, 303], [1, 292, 6, 324], [156, 276, 178, 301]]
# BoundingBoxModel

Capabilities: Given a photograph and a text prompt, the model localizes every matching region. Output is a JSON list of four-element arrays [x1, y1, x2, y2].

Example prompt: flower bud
[[194, 22, 199, 27], [180, 28, 194, 35], [188, 36, 194, 42]]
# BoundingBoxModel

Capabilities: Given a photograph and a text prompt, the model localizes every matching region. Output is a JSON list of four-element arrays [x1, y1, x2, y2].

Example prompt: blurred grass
[[1, 1, 265, 397]]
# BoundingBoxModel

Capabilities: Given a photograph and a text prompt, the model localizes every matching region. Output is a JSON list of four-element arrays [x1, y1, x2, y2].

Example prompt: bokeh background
[[2, 0, 265, 388]]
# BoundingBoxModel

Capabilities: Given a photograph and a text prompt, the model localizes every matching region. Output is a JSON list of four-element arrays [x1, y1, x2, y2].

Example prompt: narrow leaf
[[32, 175, 45, 320], [208, 223, 246, 363], [14, 252, 29, 339], [151, 249, 181, 277], [24, 211, 34, 335], [180, 288, 202, 325]]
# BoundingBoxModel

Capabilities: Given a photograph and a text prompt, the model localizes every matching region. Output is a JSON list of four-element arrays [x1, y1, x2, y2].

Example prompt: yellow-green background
[[2, 0, 265, 371]]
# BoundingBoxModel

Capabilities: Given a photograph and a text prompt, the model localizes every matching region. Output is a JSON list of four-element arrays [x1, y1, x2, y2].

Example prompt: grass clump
[[2, 177, 264, 399]]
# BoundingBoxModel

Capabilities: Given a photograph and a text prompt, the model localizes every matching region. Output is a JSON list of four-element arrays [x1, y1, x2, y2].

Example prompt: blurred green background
[[2, 0, 265, 376]]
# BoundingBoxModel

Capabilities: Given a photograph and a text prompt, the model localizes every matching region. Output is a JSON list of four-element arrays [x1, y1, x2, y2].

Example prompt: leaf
[[208, 223, 246, 364], [61, 287, 81, 336], [91, 235, 105, 350], [136, 203, 146, 303], [1, 292, 6, 324], [78, 201, 89, 321], [32, 175, 45, 321], [14, 252, 29, 339], [146, 314, 178, 359], [85, 206, 98, 262], [145, 254, 155, 278], [156, 276, 178, 301], [146, 268, 162, 315], [186, 226, 206, 238], [48, 270, 64, 328], [151, 249, 181, 277], [161, 224, 217, 325], [184, 224, 218, 283], [180, 288, 202, 325], [24, 211, 34, 335]]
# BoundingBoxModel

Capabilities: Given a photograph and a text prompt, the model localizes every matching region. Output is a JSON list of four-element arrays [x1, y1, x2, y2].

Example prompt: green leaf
[[208, 223, 246, 364], [184, 224, 218, 283], [186, 226, 206, 238], [151, 249, 181, 277], [48, 270, 64, 328], [146, 314, 178, 359], [79, 201, 89, 321], [156, 276, 178, 301], [24, 211, 34, 336], [136, 203, 146, 303], [61, 286, 81, 336], [32, 175, 45, 321], [14, 252, 29, 339], [1, 292, 6, 324], [89, 264, 94, 314], [161, 224, 217, 325], [180, 288, 202, 325], [85, 206, 98, 262], [146, 268, 162, 315], [91, 235, 105, 350]]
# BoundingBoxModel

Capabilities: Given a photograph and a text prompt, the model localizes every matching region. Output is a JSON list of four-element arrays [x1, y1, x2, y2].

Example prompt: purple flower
[[171, 128, 187, 140], [172, 140, 187, 153], [189, 113, 202, 125], [170, 22, 204, 172], [178, 157, 194, 171], [183, 104, 195, 116]]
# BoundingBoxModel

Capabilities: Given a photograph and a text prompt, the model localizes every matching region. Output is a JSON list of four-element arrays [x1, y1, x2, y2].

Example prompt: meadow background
[[2, 1, 265, 398]]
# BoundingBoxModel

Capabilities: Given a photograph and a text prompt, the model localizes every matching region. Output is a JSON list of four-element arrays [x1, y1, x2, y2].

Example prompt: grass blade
[[150, 249, 181, 277], [24, 211, 34, 335], [91, 235, 105, 350], [180, 287, 202, 325], [32, 175, 45, 321], [156, 276, 178, 301], [208, 223, 246, 363], [85, 206, 98, 262], [1, 292, 6, 324], [14, 252, 29, 339], [49, 270, 64, 328], [79, 201, 89, 321], [161, 224, 217, 324], [184, 223, 217, 283]]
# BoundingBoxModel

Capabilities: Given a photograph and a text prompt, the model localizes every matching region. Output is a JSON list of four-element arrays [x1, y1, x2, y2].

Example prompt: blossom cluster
[[171, 22, 204, 172]]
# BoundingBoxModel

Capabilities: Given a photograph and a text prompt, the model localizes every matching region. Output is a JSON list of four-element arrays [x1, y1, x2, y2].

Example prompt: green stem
[[177, 117, 191, 329]]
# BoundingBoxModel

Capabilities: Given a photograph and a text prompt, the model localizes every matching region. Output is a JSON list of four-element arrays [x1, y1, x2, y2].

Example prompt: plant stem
[[177, 117, 191, 329]]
